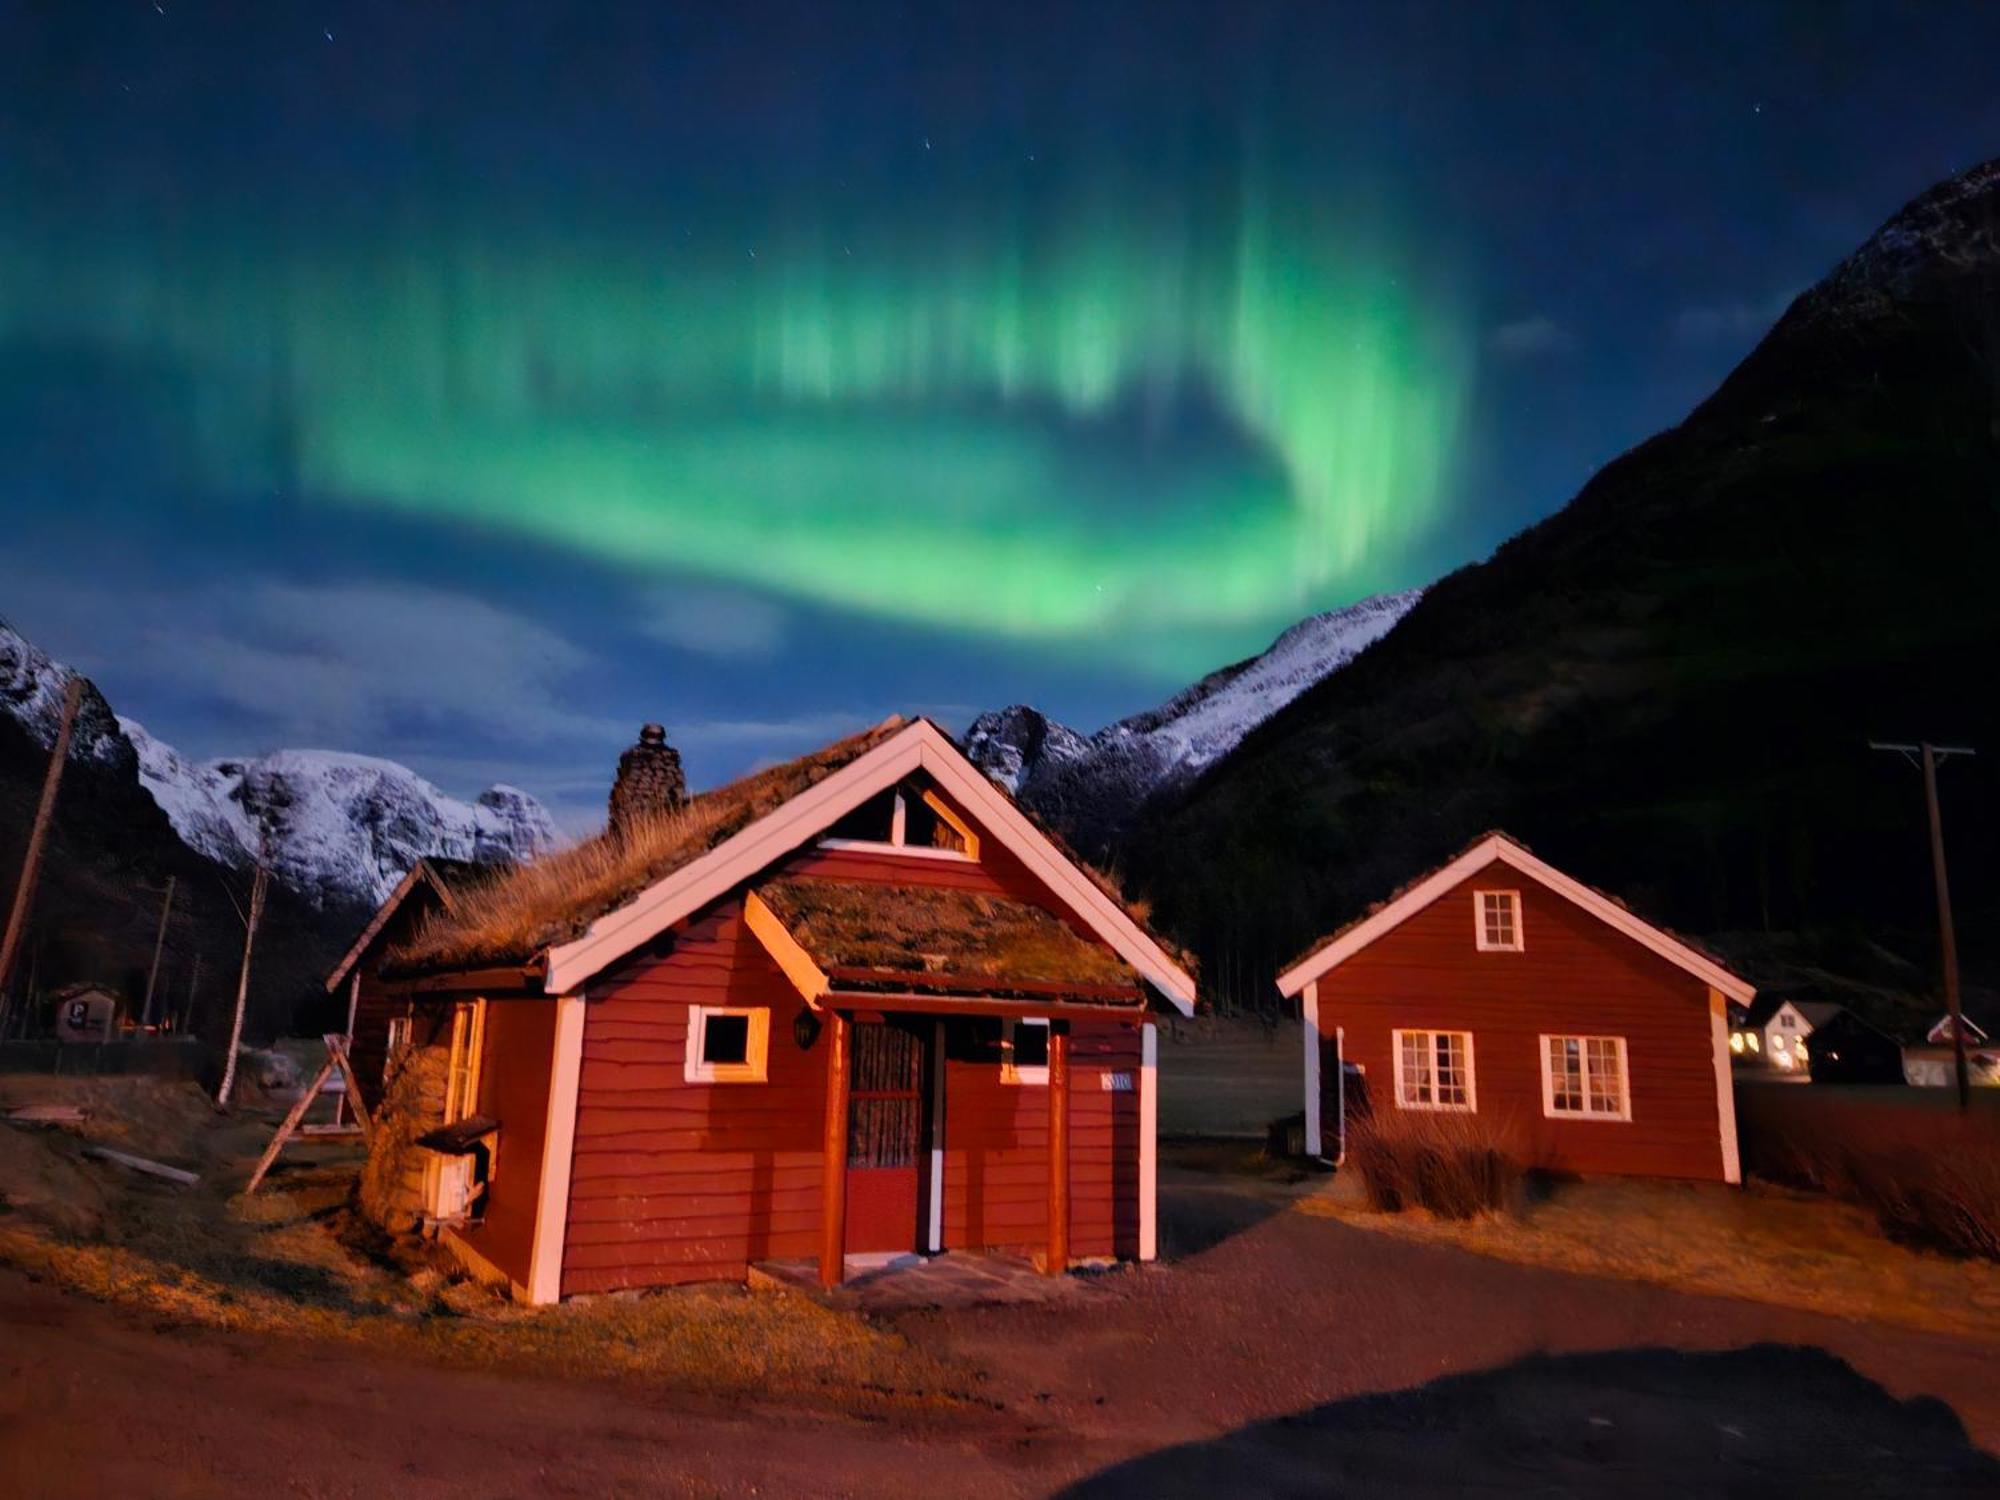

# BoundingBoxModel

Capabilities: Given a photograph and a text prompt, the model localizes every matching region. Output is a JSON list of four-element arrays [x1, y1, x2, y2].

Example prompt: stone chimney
[[608, 723, 687, 836]]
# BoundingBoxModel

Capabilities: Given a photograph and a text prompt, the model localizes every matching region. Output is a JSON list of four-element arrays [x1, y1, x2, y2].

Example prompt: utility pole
[[0, 678, 83, 1028], [141, 875, 177, 1030], [216, 853, 270, 1109], [1869, 741, 1976, 1111]]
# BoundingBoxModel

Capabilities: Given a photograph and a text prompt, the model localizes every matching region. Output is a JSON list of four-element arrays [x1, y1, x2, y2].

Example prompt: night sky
[[4, 4, 1998, 827]]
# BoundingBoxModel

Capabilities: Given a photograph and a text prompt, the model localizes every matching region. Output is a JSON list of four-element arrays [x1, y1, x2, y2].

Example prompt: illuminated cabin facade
[[1279, 833, 1753, 1184], [354, 717, 1195, 1302]]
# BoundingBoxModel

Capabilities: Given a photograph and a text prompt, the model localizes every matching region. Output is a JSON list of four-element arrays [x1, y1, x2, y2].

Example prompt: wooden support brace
[[1046, 1025, 1070, 1276], [245, 1054, 339, 1195], [820, 1011, 851, 1287]]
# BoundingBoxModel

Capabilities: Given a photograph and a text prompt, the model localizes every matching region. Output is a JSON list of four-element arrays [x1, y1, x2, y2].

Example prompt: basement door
[[845, 1021, 928, 1253]]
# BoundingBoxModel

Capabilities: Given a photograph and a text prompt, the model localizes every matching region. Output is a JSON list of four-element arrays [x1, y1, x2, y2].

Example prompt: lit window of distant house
[[1475, 890, 1523, 951], [685, 1005, 770, 1083], [1542, 1035, 1631, 1120], [1393, 1029, 1475, 1111], [1000, 1017, 1050, 1086]]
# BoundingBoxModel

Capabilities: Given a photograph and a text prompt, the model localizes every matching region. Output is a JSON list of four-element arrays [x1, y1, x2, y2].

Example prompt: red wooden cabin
[[1278, 833, 1752, 1183], [357, 717, 1195, 1302]]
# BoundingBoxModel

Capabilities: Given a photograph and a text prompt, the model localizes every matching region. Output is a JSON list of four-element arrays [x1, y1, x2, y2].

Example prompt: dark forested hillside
[[1130, 160, 2000, 1022]]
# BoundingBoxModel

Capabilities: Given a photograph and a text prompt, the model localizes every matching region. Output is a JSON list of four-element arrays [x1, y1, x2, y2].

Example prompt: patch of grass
[[1347, 1111, 1523, 1218], [1296, 1173, 2000, 1342], [1737, 1086, 2000, 1260]]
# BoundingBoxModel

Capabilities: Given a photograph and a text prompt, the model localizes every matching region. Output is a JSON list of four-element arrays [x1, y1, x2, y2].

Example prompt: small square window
[[1001, 1018, 1050, 1086], [1475, 890, 1523, 951], [685, 1005, 770, 1083]]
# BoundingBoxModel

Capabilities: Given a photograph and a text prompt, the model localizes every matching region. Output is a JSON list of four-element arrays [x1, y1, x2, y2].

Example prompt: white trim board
[[545, 719, 1196, 1013], [1138, 1022, 1158, 1262], [1276, 834, 1755, 1006], [526, 993, 586, 1304]]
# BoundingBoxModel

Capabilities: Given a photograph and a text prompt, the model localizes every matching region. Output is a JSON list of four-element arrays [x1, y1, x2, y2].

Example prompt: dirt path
[[3, 1170, 1996, 1497]]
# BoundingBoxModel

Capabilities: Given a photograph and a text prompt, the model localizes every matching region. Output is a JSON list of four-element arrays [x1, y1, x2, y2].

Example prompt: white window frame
[[1474, 889, 1523, 951], [684, 1004, 770, 1084], [1391, 1029, 1477, 1112], [1000, 1017, 1050, 1086], [383, 1014, 413, 1086], [818, 789, 979, 862], [1540, 1033, 1632, 1122]]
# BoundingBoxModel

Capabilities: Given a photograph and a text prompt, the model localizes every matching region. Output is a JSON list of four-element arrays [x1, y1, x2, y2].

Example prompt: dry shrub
[[1348, 1111, 1522, 1218], [1736, 1087, 2000, 1260]]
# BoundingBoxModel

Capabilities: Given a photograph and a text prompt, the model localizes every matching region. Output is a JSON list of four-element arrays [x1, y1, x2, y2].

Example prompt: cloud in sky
[[1670, 292, 1797, 348], [640, 584, 789, 660], [1487, 315, 1576, 359]]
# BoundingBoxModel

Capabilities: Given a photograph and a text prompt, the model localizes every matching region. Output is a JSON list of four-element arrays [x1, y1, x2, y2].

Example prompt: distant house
[[1805, 1010, 1905, 1085], [1277, 832, 1754, 1183], [1903, 1004, 2000, 1089], [50, 982, 121, 1043], [352, 717, 1195, 1303], [1756, 999, 1844, 1075]]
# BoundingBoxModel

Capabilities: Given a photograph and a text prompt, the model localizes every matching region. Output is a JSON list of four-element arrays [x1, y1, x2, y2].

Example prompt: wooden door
[[845, 1022, 926, 1253]]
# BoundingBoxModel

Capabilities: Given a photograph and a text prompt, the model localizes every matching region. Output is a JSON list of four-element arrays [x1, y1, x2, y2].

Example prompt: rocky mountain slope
[[1, 617, 555, 1038], [1130, 158, 2000, 1015], [4, 620, 554, 909], [965, 589, 1421, 860]]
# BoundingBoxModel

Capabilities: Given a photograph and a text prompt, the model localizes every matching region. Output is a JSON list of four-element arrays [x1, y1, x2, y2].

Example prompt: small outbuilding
[[353, 716, 1195, 1302], [1805, 1010, 1905, 1086], [1277, 832, 1753, 1183], [1903, 1004, 2000, 1089], [50, 982, 121, 1043]]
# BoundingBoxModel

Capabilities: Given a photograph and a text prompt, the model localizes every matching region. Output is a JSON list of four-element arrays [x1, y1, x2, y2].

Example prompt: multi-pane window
[[1394, 1029, 1475, 1111], [1543, 1035, 1630, 1120], [1475, 890, 1523, 951]]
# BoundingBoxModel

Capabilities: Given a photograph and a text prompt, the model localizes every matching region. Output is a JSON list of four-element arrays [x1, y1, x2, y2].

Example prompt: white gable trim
[[543, 720, 1196, 1013], [1275, 835, 1754, 1005]]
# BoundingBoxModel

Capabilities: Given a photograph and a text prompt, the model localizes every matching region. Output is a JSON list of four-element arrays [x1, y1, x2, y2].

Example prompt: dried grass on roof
[[391, 720, 907, 972], [757, 877, 1139, 992]]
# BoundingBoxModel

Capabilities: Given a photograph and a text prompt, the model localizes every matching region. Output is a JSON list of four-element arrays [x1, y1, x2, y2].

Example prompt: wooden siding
[[564, 899, 829, 1295], [1315, 868, 1728, 1181], [453, 997, 558, 1290], [940, 1018, 1141, 1261]]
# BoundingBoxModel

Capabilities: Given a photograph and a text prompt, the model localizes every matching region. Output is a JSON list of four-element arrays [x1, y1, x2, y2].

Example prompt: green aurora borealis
[[5, 158, 1467, 676]]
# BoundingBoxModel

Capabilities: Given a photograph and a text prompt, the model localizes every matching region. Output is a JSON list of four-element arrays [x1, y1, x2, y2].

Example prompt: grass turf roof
[[390, 718, 910, 973], [756, 876, 1141, 993]]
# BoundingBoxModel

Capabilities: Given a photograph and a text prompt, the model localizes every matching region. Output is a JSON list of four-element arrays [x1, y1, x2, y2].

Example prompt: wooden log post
[[819, 1010, 851, 1287], [1045, 1024, 1070, 1276]]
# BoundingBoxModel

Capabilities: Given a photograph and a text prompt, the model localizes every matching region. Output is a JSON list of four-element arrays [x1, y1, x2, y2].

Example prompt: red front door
[[845, 1021, 926, 1253]]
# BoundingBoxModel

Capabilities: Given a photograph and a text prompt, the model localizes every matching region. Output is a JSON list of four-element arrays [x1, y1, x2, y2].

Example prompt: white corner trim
[[527, 993, 587, 1305], [1709, 987, 1742, 1185], [1277, 835, 1756, 1006], [545, 719, 1198, 1013], [742, 890, 831, 1006], [1139, 1021, 1158, 1262], [928, 1020, 946, 1253], [1302, 981, 1322, 1157]]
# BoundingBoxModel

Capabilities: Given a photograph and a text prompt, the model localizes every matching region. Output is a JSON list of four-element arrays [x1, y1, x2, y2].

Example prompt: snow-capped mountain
[[965, 588, 1422, 857], [3, 616, 555, 908]]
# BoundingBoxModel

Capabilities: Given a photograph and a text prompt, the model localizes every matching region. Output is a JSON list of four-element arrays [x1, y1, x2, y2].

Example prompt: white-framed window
[[684, 1005, 770, 1084], [1475, 890, 1523, 951], [1779, 1011, 1796, 1029], [819, 787, 979, 862], [1392, 1029, 1475, 1111], [1000, 1017, 1050, 1086], [1541, 1034, 1631, 1120]]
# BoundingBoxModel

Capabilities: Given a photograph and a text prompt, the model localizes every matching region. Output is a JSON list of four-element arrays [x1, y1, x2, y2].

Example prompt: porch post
[[1045, 1024, 1069, 1276], [819, 1010, 850, 1287]]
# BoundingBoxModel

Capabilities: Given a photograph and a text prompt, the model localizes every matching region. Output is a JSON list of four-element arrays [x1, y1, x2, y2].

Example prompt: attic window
[[1474, 890, 1522, 951], [819, 785, 977, 861], [686, 1005, 770, 1084]]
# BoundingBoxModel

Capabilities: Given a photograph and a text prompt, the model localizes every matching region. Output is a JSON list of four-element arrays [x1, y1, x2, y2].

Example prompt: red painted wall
[[1314, 867, 1729, 1181], [560, 786, 1154, 1294], [453, 997, 557, 1290]]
